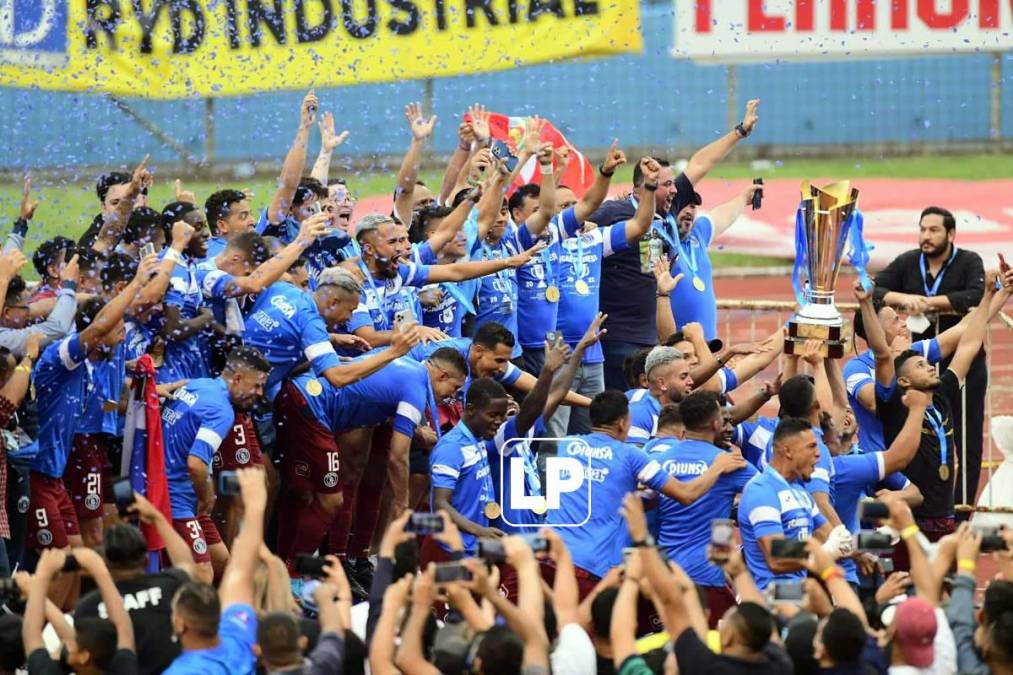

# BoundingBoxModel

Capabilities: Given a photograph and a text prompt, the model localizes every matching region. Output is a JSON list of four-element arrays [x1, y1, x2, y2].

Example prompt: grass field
[[1, 152, 1008, 278]]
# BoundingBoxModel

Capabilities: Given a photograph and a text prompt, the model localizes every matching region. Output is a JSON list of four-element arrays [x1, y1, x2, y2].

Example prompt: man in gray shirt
[[0, 255, 79, 358]]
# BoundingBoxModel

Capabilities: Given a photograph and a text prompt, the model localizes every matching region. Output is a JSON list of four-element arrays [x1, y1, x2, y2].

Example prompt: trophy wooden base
[[785, 320, 845, 359]]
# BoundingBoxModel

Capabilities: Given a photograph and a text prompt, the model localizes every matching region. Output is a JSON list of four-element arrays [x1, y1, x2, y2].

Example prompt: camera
[[708, 519, 735, 563], [217, 471, 240, 497]]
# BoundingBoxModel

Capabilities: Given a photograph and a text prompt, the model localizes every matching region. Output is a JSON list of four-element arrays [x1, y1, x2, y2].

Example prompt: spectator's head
[[508, 183, 540, 226], [632, 156, 675, 216], [123, 206, 165, 250], [463, 378, 510, 440], [679, 390, 723, 443], [784, 613, 819, 675], [589, 390, 631, 438], [889, 597, 937, 668], [102, 523, 148, 575], [96, 171, 133, 217], [355, 213, 402, 279], [473, 625, 523, 675], [77, 249, 106, 295], [663, 330, 722, 369], [0, 276, 30, 329], [470, 322, 516, 380], [67, 617, 118, 673], [222, 345, 270, 411], [719, 601, 775, 656], [392, 539, 420, 581], [623, 347, 653, 390], [645, 346, 692, 403], [77, 296, 123, 358], [313, 267, 362, 327], [591, 587, 619, 643], [162, 200, 210, 259], [0, 614, 24, 675], [814, 608, 867, 669], [205, 189, 254, 239], [219, 231, 270, 277], [979, 580, 1013, 668], [778, 374, 819, 422], [291, 177, 328, 224], [415, 204, 466, 259], [894, 349, 942, 392], [918, 206, 956, 258], [427, 347, 469, 402], [171, 581, 221, 645], [555, 185, 577, 215], [287, 254, 310, 291], [254, 612, 306, 671], [656, 403, 684, 439], [410, 180, 435, 213], [32, 235, 74, 285], [771, 417, 820, 482]]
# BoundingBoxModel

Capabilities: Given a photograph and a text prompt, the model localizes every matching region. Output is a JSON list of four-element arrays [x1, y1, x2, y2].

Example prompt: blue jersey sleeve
[[497, 362, 521, 387], [393, 376, 428, 438], [628, 402, 654, 445], [694, 215, 715, 248], [491, 416, 523, 456], [298, 304, 341, 374], [430, 441, 464, 490], [741, 482, 785, 539], [914, 338, 942, 365], [812, 505, 828, 531], [834, 452, 884, 489], [255, 207, 270, 234], [164, 268, 189, 308], [557, 206, 580, 238], [59, 334, 85, 370], [843, 357, 874, 399], [718, 367, 738, 393], [412, 242, 439, 266], [219, 603, 257, 671], [879, 471, 911, 491], [627, 447, 668, 491], [602, 222, 631, 257], [192, 403, 235, 465], [197, 267, 235, 300], [397, 262, 430, 288]]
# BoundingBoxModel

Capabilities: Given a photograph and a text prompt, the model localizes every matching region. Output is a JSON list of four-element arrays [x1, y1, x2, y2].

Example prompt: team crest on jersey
[[323, 472, 338, 488], [213, 453, 223, 470], [236, 449, 251, 465], [17, 497, 29, 514], [37, 530, 53, 546], [193, 538, 208, 555], [85, 494, 101, 511]]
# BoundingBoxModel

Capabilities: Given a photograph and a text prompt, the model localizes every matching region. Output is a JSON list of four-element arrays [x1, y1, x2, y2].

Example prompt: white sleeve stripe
[[875, 452, 886, 480], [628, 426, 650, 440], [602, 228, 615, 257], [196, 427, 225, 451], [431, 464, 460, 479], [845, 373, 872, 395], [202, 270, 227, 296], [717, 369, 729, 394], [811, 467, 831, 483], [396, 401, 423, 426], [58, 338, 81, 370], [304, 341, 337, 361], [748, 506, 782, 526], [637, 460, 662, 483]]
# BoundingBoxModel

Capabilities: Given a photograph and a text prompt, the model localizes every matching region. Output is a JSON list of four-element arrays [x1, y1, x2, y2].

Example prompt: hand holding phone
[[434, 562, 473, 582], [217, 471, 240, 497], [770, 538, 808, 559], [708, 519, 735, 563], [751, 178, 763, 211], [404, 512, 444, 535], [294, 554, 330, 578], [111, 477, 136, 515], [860, 501, 889, 520], [140, 242, 157, 259]]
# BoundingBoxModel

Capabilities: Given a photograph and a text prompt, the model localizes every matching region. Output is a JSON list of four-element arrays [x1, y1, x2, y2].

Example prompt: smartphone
[[751, 177, 763, 210], [110, 477, 135, 514], [975, 527, 1009, 553], [524, 535, 549, 554], [0, 578, 17, 600], [545, 331, 562, 346], [858, 531, 894, 551], [478, 538, 507, 564], [294, 554, 329, 578], [769, 581, 805, 603], [307, 201, 322, 216], [709, 519, 735, 563], [880, 557, 895, 574], [405, 512, 444, 535], [393, 309, 409, 328], [861, 501, 890, 520], [63, 554, 81, 572], [217, 471, 240, 497], [434, 562, 473, 583], [140, 242, 156, 259], [491, 139, 519, 172], [770, 538, 808, 559]]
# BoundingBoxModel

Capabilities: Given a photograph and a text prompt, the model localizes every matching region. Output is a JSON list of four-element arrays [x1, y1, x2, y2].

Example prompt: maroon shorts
[[275, 383, 341, 494], [701, 585, 738, 628], [28, 472, 80, 549], [540, 560, 602, 601], [172, 514, 222, 564], [213, 414, 264, 472], [64, 434, 108, 521]]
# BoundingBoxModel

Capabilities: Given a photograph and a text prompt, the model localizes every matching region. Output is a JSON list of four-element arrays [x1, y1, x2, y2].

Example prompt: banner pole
[[108, 96, 200, 166], [204, 97, 216, 167], [990, 52, 1002, 152]]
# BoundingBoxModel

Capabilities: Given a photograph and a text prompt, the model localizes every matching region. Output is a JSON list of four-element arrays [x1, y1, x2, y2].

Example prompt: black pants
[[947, 352, 987, 512]]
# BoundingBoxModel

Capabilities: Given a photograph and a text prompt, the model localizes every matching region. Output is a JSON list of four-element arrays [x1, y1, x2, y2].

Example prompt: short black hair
[[429, 347, 469, 378], [623, 347, 653, 389], [173, 581, 220, 638], [590, 390, 629, 427], [101, 252, 136, 292], [225, 231, 271, 266], [224, 345, 271, 374], [657, 403, 683, 431], [343, 628, 367, 675], [392, 539, 420, 582], [508, 184, 540, 216], [75, 617, 118, 669], [161, 200, 198, 241], [632, 157, 670, 187], [32, 236, 75, 279], [257, 612, 302, 665], [473, 322, 515, 351], [103, 523, 147, 570], [3, 276, 25, 308], [412, 204, 454, 244], [475, 625, 523, 675], [293, 177, 328, 206], [983, 579, 1013, 627], [465, 377, 508, 409], [893, 349, 921, 381], [124, 207, 162, 245], [0, 614, 24, 672], [451, 188, 473, 208], [773, 416, 813, 447], [733, 601, 775, 653], [920, 206, 956, 232], [778, 375, 816, 418], [205, 189, 248, 233], [76, 296, 106, 333], [822, 609, 867, 665], [679, 390, 723, 432], [591, 587, 618, 638], [96, 171, 131, 203]]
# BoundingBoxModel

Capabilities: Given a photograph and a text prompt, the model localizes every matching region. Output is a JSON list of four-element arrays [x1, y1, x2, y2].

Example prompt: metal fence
[[1, 3, 1011, 170]]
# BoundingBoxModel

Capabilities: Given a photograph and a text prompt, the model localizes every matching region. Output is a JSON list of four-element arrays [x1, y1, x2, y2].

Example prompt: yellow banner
[[0, 0, 642, 98]]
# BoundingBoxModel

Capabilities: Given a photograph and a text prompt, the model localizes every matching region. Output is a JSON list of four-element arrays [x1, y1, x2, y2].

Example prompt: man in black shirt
[[592, 101, 760, 390], [876, 273, 1005, 542], [873, 207, 986, 512], [74, 493, 196, 675]]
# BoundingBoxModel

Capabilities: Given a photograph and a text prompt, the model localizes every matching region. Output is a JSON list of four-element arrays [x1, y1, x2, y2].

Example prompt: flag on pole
[[464, 112, 596, 197], [121, 355, 172, 568]]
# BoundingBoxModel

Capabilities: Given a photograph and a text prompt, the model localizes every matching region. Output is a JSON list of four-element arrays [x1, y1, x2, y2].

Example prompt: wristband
[[15, 366, 31, 375], [819, 566, 840, 581], [957, 559, 977, 572], [900, 524, 920, 541], [164, 249, 184, 265], [459, 140, 472, 152], [599, 166, 615, 178], [735, 123, 750, 138], [61, 280, 78, 292], [13, 217, 28, 237], [644, 182, 659, 192], [657, 292, 670, 298]]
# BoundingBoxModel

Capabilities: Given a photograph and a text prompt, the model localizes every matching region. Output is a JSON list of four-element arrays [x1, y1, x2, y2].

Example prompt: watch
[[735, 123, 750, 138], [632, 534, 655, 548]]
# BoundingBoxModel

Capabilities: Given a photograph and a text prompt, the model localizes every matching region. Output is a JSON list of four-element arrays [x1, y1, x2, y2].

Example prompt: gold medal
[[545, 286, 560, 303], [531, 497, 548, 516], [693, 276, 706, 292], [574, 280, 590, 296], [484, 501, 502, 520], [939, 465, 950, 481], [306, 379, 323, 397]]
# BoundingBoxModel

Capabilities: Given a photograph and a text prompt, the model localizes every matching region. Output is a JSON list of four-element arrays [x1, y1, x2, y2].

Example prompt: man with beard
[[77, 164, 150, 252], [204, 189, 257, 260], [628, 346, 693, 445], [873, 207, 987, 514]]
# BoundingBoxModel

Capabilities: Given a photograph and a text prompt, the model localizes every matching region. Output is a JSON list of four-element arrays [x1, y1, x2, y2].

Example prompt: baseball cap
[[672, 186, 703, 217], [894, 597, 937, 668]]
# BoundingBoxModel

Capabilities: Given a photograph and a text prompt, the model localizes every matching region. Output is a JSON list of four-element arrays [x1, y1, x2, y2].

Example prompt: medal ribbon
[[425, 374, 443, 442], [358, 261, 390, 330], [920, 246, 959, 297], [458, 421, 495, 509], [925, 405, 948, 471]]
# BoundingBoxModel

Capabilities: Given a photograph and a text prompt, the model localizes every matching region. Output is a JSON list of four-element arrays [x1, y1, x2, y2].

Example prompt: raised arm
[[881, 389, 931, 476], [682, 99, 759, 185], [225, 214, 327, 296], [475, 161, 511, 241], [392, 102, 436, 227], [623, 157, 661, 243], [219, 468, 267, 607], [310, 111, 349, 184], [269, 91, 316, 225], [426, 240, 546, 283], [515, 143, 557, 237], [94, 156, 151, 253], [708, 184, 763, 238], [573, 141, 626, 223], [129, 492, 198, 579], [425, 188, 480, 255], [440, 114, 481, 204], [545, 313, 606, 417], [654, 260, 681, 343], [323, 325, 420, 388], [135, 221, 196, 308], [22, 549, 69, 655], [513, 338, 570, 436], [74, 548, 135, 651], [80, 255, 158, 354], [855, 279, 894, 386], [948, 274, 998, 381]]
